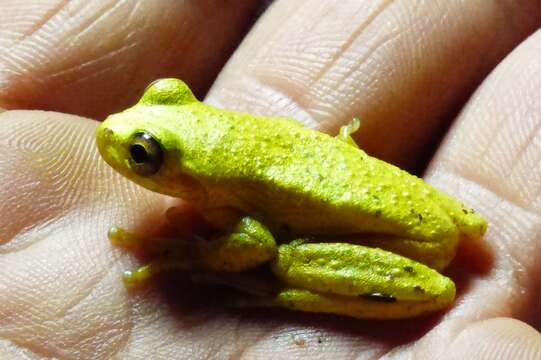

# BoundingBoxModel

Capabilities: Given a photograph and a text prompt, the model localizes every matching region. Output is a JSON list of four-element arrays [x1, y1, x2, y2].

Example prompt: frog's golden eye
[[128, 133, 163, 176]]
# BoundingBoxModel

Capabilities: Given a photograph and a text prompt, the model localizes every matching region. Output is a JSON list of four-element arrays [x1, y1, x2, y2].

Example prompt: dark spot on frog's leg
[[359, 293, 397, 303], [413, 285, 425, 294], [403, 265, 415, 273]]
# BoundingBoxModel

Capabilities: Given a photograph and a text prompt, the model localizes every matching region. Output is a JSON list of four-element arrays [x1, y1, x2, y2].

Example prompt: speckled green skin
[[272, 242, 456, 319], [96, 79, 487, 319]]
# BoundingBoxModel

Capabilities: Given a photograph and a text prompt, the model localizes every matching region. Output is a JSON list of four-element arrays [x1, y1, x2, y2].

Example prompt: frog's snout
[[96, 124, 114, 155], [97, 126, 114, 144], [96, 123, 124, 172]]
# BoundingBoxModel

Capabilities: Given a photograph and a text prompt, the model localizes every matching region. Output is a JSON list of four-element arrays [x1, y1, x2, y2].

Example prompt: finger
[[0, 110, 171, 246], [206, 0, 541, 168], [396, 28, 541, 358], [0, 109, 458, 359], [0, 111, 400, 358], [0, 0, 264, 119], [0, 110, 171, 357], [426, 28, 541, 322], [441, 318, 541, 360], [0, 111, 338, 358]]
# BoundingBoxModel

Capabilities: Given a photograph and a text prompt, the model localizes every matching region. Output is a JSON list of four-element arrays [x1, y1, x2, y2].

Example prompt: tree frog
[[96, 78, 487, 319]]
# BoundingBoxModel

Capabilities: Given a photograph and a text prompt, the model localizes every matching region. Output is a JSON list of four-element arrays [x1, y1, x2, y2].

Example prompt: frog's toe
[[108, 226, 143, 249], [122, 265, 153, 288], [121, 256, 200, 288], [109, 226, 196, 257]]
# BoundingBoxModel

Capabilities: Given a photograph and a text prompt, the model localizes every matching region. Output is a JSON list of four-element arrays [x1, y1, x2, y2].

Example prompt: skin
[[97, 78, 486, 319], [3, 1, 541, 359]]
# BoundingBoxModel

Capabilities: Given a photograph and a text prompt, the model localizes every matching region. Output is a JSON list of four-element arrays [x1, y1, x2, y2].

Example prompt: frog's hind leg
[[358, 234, 458, 272], [336, 117, 361, 148], [429, 190, 488, 241], [265, 241, 455, 319]]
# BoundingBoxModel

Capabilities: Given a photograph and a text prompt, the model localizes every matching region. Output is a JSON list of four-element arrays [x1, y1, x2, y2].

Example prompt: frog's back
[[182, 103, 484, 243]]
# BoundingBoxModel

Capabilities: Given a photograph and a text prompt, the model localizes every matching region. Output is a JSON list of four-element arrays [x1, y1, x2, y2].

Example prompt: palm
[[2, 1, 541, 359]]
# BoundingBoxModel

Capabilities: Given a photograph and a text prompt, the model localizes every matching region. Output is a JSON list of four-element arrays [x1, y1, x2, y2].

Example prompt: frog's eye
[[128, 133, 163, 176]]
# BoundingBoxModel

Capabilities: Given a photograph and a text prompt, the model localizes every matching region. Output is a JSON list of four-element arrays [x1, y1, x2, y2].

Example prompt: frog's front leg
[[109, 214, 277, 286], [200, 216, 278, 272], [108, 226, 202, 286], [267, 241, 455, 319]]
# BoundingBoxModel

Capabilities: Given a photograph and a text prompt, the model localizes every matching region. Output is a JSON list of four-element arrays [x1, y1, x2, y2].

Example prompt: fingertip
[[444, 318, 541, 360]]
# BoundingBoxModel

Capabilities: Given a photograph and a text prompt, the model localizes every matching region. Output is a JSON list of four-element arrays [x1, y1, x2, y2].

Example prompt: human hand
[[2, 1, 541, 359]]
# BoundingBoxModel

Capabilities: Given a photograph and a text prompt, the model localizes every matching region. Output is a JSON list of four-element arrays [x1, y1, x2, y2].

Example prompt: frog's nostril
[[96, 126, 117, 160], [103, 127, 114, 138], [97, 127, 114, 145]]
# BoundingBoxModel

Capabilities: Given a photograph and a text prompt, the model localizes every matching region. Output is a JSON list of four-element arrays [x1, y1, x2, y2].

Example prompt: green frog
[[96, 78, 487, 319]]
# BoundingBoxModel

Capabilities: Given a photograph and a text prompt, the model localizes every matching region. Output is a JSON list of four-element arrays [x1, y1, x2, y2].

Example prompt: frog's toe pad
[[108, 227, 143, 249], [122, 265, 153, 288]]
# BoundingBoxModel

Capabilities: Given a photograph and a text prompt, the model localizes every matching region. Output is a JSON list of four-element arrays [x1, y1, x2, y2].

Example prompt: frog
[[96, 78, 487, 319]]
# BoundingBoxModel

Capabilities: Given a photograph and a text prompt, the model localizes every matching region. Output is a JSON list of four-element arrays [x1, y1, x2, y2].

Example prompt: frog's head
[[96, 78, 206, 200]]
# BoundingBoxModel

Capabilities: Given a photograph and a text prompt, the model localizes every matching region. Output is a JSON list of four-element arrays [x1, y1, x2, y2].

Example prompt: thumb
[[443, 318, 541, 360]]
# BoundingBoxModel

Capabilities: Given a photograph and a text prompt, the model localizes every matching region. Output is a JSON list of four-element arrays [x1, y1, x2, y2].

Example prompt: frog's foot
[[115, 217, 278, 287], [108, 226, 194, 257], [269, 241, 456, 319], [201, 216, 278, 272], [123, 260, 279, 295], [122, 256, 198, 288], [109, 225, 206, 287], [336, 117, 360, 148]]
